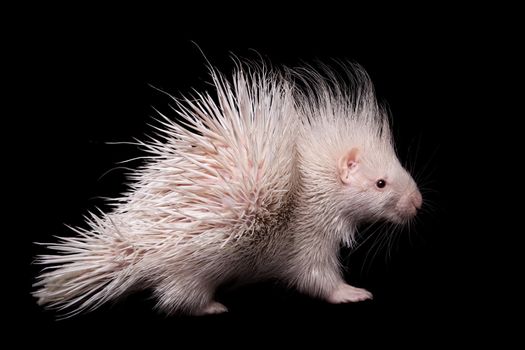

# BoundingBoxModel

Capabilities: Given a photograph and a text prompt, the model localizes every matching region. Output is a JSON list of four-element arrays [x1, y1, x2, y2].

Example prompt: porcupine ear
[[338, 148, 360, 185]]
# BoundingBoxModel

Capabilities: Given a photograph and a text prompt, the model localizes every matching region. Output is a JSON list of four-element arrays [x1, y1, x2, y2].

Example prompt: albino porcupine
[[33, 62, 422, 316]]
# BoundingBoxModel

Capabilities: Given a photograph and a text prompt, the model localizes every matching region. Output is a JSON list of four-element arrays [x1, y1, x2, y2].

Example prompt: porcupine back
[[33, 65, 299, 316]]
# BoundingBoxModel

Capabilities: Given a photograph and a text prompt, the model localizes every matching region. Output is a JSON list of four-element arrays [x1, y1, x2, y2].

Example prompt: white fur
[[34, 62, 421, 316]]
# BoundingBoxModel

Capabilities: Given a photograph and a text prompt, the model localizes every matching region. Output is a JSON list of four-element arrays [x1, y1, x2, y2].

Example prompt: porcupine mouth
[[391, 206, 418, 224]]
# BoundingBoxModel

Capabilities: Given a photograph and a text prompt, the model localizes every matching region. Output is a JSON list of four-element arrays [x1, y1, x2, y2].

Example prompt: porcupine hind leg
[[154, 277, 227, 316]]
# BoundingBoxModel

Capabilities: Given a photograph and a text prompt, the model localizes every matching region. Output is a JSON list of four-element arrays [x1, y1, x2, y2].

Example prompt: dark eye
[[376, 179, 386, 188]]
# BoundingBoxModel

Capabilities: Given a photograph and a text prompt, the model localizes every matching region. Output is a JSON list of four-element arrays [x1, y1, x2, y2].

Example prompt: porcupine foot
[[154, 279, 228, 316], [195, 301, 228, 316], [327, 283, 373, 303]]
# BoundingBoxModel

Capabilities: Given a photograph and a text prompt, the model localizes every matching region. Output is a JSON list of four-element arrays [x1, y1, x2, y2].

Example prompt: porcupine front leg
[[326, 283, 373, 303], [288, 245, 373, 303]]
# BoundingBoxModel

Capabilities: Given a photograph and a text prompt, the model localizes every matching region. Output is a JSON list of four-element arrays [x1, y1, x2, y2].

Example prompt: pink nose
[[411, 191, 423, 210]]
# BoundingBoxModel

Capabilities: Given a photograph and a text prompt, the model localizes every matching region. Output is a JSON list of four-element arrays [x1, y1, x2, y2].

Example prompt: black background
[[9, 8, 511, 346]]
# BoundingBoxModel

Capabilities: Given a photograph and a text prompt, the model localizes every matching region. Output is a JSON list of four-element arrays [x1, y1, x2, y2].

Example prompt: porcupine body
[[34, 62, 422, 316]]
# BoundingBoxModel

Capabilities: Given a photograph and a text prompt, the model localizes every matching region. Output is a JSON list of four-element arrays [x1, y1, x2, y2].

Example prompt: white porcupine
[[34, 62, 422, 316]]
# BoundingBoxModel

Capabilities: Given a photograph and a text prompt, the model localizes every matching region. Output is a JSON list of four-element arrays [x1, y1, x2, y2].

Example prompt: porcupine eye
[[376, 179, 386, 188]]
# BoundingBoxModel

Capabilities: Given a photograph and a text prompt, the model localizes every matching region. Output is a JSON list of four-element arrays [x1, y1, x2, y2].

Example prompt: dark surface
[[9, 11, 507, 346]]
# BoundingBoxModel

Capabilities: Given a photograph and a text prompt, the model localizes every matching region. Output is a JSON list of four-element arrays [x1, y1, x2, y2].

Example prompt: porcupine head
[[33, 62, 422, 316], [285, 65, 422, 303]]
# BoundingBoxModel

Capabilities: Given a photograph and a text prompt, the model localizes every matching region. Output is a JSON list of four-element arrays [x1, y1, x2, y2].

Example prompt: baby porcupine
[[34, 62, 422, 316]]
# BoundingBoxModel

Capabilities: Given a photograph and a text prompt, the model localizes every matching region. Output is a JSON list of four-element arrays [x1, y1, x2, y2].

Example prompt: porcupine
[[33, 62, 422, 316]]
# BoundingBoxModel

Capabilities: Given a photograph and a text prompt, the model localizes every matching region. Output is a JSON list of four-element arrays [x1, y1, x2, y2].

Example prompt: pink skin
[[398, 191, 423, 216], [327, 283, 374, 303], [196, 301, 228, 315]]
